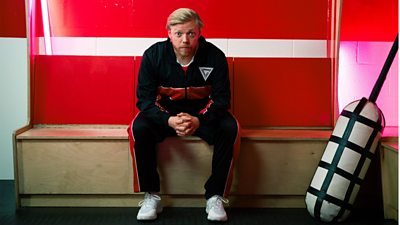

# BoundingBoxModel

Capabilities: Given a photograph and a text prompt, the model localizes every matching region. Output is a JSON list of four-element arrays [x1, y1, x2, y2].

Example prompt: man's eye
[[175, 32, 182, 37], [188, 32, 195, 37]]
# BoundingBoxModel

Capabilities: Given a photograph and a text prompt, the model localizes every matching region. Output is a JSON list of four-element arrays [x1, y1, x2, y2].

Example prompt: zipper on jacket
[[182, 66, 189, 99]]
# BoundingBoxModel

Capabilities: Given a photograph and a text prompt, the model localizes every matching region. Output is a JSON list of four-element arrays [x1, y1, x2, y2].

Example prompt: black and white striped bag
[[305, 98, 385, 222]]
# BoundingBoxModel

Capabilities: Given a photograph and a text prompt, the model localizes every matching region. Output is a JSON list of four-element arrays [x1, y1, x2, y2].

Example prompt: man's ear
[[168, 30, 172, 40]]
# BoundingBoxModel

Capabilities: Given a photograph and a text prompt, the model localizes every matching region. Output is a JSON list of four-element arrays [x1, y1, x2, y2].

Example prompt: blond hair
[[166, 8, 203, 30]]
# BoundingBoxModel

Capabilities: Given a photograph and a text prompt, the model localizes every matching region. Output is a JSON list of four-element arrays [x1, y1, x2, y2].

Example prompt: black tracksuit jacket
[[136, 36, 231, 126]]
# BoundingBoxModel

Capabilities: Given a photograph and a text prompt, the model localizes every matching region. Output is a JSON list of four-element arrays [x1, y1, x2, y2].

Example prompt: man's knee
[[132, 114, 154, 138], [218, 115, 239, 137]]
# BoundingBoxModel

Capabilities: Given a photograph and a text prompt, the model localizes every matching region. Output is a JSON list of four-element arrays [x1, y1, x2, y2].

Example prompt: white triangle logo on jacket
[[199, 67, 213, 81]]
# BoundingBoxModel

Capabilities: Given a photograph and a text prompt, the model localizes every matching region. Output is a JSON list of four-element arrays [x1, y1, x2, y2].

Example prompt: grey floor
[[1, 180, 397, 225]]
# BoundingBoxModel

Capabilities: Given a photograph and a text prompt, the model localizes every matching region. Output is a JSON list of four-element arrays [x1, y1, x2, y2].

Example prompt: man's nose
[[182, 34, 189, 43]]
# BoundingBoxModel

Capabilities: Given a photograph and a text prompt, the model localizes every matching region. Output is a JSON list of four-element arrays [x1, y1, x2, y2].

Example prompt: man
[[128, 8, 240, 222]]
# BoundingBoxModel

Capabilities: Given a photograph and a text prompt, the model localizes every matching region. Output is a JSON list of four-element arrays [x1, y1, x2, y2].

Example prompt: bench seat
[[17, 126, 336, 140], [14, 125, 395, 208], [15, 125, 129, 140]]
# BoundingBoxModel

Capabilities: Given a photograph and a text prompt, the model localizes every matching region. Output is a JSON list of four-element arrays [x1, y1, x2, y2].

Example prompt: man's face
[[168, 19, 200, 60]]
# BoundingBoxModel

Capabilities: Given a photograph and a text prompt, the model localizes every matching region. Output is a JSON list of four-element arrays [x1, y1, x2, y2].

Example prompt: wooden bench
[[14, 125, 395, 209], [13, 125, 331, 207], [380, 138, 398, 221], [12, 55, 392, 210]]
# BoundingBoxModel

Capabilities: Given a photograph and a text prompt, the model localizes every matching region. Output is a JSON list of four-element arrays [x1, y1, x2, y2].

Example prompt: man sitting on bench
[[128, 7, 240, 222]]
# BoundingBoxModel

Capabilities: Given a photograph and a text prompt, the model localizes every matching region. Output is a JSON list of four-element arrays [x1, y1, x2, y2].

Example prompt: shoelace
[[138, 193, 161, 208], [218, 196, 229, 205], [210, 196, 229, 209]]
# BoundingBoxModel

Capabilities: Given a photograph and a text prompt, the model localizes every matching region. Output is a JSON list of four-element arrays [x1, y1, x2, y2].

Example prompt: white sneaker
[[136, 192, 162, 220], [206, 195, 229, 221]]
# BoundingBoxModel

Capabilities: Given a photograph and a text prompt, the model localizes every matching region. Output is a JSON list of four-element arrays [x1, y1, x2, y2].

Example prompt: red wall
[[31, 55, 333, 127], [340, 0, 398, 41], [29, 0, 335, 127], [40, 0, 329, 39], [233, 58, 332, 127], [32, 56, 136, 124], [0, 0, 26, 37], [2, 0, 397, 126]]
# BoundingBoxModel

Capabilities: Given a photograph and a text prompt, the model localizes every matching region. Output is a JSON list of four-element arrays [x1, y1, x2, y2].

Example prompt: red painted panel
[[224, 1, 328, 39], [33, 0, 44, 41], [0, 0, 26, 37], [341, 0, 398, 41], [233, 58, 332, 128], [43, 0, 328, 39], [33, 56, 136, 124]]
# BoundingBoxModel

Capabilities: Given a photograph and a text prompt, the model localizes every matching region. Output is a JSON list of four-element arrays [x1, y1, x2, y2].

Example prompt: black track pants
[[128, 112, 240, 199]]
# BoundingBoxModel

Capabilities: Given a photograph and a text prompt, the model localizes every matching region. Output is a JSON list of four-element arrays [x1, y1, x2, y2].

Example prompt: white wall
[[339, 41, 398, 127], [0, 38, 29, 179]]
